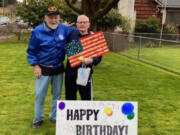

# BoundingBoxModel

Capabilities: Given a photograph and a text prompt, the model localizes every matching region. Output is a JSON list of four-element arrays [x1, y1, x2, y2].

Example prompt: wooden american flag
[[67, 31, 109, 68]]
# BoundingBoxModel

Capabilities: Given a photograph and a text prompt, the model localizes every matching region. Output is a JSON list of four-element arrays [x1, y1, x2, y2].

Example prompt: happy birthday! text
[[76, 125, 128, 135]]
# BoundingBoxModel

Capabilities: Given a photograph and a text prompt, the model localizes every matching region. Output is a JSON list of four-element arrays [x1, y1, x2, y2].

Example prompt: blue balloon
[[121, 102, 134, 115]]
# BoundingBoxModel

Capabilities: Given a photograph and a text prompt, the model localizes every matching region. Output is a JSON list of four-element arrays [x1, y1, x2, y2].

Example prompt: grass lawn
[[121, 46, 180, 74], [0, 42, 180, 135]]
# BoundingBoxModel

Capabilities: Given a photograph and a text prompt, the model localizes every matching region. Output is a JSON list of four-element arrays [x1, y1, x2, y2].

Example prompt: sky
[[16, 0, 23, 2]]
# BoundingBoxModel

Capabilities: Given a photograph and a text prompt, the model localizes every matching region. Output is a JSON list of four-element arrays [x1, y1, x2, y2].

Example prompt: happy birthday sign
[[56, 101, 137, 135]]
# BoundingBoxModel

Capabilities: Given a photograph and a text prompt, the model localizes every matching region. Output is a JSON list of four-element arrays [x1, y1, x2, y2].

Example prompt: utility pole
[[2, 0, 5, 15], [159, 0, 167, 47]]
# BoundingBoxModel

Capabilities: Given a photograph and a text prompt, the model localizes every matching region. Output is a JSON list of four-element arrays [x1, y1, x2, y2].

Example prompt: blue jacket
[[27, 23, 76, 69]]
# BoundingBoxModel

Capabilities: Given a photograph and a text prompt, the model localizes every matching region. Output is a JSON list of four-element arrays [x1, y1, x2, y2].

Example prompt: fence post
[[137, 36, 142, 60], [112, 34, 115, 52]]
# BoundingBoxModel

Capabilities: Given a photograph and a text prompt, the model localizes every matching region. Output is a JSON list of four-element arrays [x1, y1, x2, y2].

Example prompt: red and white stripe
[[69, 31, 109, 67]]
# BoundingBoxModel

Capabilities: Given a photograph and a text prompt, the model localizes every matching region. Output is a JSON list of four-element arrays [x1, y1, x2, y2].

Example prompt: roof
[[155, 0, 180, 8]]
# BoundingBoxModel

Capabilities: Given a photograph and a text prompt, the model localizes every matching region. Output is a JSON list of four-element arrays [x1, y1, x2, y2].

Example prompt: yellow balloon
[[105, 107, 112, 115]]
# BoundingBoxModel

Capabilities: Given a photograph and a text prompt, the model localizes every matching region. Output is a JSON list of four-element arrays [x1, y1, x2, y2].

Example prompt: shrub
[[162, 24, 179, 40], [97, 9, 130, 32], [135, 16, 160, 33], [163, 24, 178, 34]]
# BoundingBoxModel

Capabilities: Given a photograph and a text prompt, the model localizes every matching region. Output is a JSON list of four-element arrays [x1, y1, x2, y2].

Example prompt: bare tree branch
[[93, 0, 104, 12], [94, 0, 120, 20], [72, 0, 78, 4], [64, 0, 120, 30], [81, 0, 94, 15], [87, 0, 95, 14], [64, 0, 82, 14]]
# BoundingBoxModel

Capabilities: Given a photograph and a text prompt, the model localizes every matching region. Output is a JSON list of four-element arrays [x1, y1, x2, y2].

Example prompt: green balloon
[[127, 112, 135, 120]]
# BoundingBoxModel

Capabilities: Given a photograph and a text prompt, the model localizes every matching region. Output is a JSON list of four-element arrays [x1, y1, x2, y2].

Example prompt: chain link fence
[[104, 32, 180, 75]]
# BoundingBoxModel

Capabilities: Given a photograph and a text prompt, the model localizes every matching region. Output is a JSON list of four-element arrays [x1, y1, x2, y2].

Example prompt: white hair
[[77, 15, 89, 22]]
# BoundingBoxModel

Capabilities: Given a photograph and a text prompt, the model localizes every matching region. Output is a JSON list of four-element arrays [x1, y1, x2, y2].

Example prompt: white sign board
[[56, 101, 137, 135]]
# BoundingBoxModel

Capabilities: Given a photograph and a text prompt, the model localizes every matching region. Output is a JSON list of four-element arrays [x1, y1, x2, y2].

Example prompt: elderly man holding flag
[[65, 15, 102, 101]]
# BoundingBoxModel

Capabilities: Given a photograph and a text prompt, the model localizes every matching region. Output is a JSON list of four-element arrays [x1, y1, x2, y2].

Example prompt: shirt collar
[[78, 29, 90, 37]]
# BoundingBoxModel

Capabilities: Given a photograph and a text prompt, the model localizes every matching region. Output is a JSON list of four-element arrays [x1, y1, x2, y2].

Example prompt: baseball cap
[[45, 6, 60, 15]]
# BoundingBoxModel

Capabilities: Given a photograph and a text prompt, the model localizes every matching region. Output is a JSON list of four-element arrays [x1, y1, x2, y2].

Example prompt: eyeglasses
[[77, 21, 89, 24], [48, 6, 57, 12]]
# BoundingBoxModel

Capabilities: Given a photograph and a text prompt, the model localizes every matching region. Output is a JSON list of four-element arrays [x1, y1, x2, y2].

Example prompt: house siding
[[135, 0, 160, 19]]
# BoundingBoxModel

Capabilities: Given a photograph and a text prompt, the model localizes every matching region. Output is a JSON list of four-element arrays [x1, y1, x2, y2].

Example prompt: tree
[[58, 1, 78, 24], [16, 0, 62, 28], [16, 0, 121, 30], [0, 22, 29, 40], [64, 0, 120, 30], [7, 22, 29, 40]]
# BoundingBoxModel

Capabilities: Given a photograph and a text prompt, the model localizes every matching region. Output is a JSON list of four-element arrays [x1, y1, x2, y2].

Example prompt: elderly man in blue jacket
[[27, 6, 76, 129]]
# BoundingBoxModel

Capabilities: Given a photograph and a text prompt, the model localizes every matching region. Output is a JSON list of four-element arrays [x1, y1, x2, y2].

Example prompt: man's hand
[[34, 65, 42, 79], [82, 58, 93, 65]]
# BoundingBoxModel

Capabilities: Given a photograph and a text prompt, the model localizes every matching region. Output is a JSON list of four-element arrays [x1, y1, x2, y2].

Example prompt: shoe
[[33, 120, 43, 129], [50, 119, 56, 124]]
